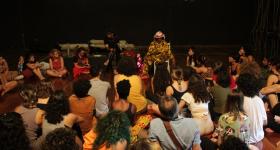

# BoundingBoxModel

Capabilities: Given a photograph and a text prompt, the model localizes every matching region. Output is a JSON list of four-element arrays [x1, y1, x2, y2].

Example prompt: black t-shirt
[[104, 36, 119, 49]]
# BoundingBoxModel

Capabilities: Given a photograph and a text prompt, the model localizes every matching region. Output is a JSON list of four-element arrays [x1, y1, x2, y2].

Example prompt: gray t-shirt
[[17, 106, 39, 143], [149, 117, 201, 150], [88, 79, 111, 117]]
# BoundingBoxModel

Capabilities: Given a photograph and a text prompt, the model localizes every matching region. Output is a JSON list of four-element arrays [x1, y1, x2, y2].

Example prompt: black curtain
[[252, 0, 280, 59]]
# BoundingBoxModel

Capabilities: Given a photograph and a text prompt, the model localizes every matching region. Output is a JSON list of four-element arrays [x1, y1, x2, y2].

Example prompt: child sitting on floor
[[46, 49, 67, 78], [73, 48, 90, 79]]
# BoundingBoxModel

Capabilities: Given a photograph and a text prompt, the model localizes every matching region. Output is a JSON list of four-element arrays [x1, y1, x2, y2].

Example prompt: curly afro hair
[[45, 90, 70, 124], [42, 127, 79, 150], [0, 112, 30, 150], [236, 73, 259, 97], [93, 110, 130, 149], [116, 79, 131, 100], [117, 56, 137, 76]]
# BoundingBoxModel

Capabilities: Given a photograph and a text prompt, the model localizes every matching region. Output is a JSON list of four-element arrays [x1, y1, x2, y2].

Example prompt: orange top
[[83, 130, 111, 150], [69, 95, 96, 135]]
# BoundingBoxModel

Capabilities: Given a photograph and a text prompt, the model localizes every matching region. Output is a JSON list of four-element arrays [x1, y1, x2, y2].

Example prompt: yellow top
[[114, 74, 147, 112]]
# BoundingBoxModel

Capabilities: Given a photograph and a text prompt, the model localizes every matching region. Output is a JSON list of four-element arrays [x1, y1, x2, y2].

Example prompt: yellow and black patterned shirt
[[143, 40, 174, 75]]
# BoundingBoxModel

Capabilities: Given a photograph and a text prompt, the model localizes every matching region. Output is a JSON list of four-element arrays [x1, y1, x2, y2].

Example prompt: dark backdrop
[[2, 0, 255, 50]]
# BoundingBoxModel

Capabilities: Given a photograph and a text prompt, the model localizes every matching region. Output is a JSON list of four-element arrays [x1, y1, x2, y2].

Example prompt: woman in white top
[[179, 74, 214, 135]]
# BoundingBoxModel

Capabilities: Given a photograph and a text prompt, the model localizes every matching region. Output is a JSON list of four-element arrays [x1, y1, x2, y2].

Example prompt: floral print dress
[[217, 112, 250, 145]]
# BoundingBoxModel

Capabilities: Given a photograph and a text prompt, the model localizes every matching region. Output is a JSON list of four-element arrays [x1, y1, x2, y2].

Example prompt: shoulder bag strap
[[163, 121, 183, 150]]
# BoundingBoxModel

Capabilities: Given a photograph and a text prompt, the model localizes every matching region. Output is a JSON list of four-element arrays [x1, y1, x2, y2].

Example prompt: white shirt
[[88, 79, 111, 117], [243, 96, 267, 143], [181, 92, 210, 119]]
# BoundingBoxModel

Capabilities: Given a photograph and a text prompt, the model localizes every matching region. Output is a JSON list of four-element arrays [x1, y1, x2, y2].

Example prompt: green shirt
[[210, 85, 231, 114]]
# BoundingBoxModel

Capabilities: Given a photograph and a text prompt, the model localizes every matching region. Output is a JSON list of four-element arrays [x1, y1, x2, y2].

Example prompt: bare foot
[[265, 128, 274, 133], [104, 59, 109, 66], [210, 138, 218, 143]]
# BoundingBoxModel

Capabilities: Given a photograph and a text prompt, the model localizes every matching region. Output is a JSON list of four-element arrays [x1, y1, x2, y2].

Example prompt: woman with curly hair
[[179, 74, 214, 135], [114, 56, 147, 113], [83, 110, 131, 150], [35, 90, 83, 145], [46, 49, 68, 78], [0, 112, 31, 150]]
